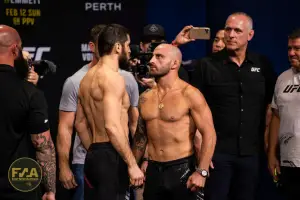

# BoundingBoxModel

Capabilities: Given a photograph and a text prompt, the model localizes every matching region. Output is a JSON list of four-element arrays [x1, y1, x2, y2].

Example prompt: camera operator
[[14, 49, 56, 87], [0, 25, 56, 200], [22, 50, 39, 85], [140, 24, 166, 53], [131, 24, 189, 94], [14, 49, 39, 86]]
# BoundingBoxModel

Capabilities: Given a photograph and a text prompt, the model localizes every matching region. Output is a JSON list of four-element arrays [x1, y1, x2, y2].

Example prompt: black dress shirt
[[191, 49, 277, 155]]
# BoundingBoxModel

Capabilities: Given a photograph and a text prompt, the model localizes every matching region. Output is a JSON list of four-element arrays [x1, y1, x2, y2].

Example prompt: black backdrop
[[1, 0, 147, 140]]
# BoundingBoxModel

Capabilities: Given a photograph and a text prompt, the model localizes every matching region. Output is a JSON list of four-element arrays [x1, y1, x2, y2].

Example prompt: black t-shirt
[[0, 64, 49, 199]]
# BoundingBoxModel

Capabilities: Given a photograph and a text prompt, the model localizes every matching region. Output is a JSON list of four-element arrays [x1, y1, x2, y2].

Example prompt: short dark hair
[[288, 28, 300, 40], [97, 24, 129, 57], [90, 24, 106, 43]]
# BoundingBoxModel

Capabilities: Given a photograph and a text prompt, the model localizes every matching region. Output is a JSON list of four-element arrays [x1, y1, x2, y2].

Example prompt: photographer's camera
[[130, 41, 165, 79]]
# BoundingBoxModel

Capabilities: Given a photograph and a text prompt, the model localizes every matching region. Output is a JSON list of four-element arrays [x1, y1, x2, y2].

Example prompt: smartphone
[[189, 27, 211, 40]]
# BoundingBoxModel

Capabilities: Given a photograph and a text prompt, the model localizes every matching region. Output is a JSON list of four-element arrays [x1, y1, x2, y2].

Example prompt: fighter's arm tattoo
[[31, 131, 56, 193], [132, 96, 148, 163]]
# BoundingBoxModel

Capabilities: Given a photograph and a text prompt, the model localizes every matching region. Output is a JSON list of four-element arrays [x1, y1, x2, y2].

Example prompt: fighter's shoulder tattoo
[[140, 89, 151, 103], [145, 88, 151, 93], [139, 95, 147, 104]]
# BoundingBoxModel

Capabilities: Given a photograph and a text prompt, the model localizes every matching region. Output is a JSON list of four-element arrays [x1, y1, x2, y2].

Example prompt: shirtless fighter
[[132, 43, 217, 200], [75, 24, 144, 200]]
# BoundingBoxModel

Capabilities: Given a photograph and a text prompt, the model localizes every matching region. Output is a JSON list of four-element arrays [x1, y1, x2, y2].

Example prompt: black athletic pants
[[204, 153, 259, 200], [84, 142, 129, 200], [143, 155, 204, 200]]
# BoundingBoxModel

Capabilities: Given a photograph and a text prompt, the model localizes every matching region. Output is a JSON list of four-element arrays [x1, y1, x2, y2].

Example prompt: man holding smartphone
[[172, 12, 277, 200], [181, 29, 226, 82]]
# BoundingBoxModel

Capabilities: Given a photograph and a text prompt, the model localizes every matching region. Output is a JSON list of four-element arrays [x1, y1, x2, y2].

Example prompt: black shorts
[[143, 155, 204, 200], [84, 142, 129, 200]]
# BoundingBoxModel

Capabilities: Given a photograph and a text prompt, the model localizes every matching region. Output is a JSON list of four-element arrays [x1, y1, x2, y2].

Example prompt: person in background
[[0, 24, 56, 200], [268, 28, 300, 200], [57, 24, 105, 200], [140, 24, 166, 53], [13, 49, 39, 85], [181, 29, 225, 82], [212, 29, 225, 53], [22, 50, 39, 85], [133, 24, 189, 94]]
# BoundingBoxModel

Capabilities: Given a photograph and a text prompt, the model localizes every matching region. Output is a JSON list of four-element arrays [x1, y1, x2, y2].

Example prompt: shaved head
[[155, 43, 182, 66], [0, 25, 23, 67], [0, 25, 21, 53], [149, 43, 183, 78]]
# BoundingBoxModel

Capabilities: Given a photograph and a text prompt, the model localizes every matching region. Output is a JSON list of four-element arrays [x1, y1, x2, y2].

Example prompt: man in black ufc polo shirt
[[0, 25, 56, 200], [172, 13, 277, 200]]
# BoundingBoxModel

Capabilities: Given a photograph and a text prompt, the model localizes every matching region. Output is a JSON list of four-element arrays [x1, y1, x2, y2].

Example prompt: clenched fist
[[186, 172, 206, 192]]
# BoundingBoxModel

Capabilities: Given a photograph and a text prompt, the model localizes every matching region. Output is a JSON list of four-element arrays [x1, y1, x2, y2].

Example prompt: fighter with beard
[[75, 24, 144, 200]]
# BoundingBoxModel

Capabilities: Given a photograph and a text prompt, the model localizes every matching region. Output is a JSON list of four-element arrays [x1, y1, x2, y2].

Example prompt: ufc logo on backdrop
[[23, 47, 51, 61], [251, 67, 260, 72], [283, 85, 300, 93]]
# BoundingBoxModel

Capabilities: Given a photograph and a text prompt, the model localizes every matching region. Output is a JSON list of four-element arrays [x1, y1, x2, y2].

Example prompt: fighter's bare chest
[[140, 91, 189, 122]]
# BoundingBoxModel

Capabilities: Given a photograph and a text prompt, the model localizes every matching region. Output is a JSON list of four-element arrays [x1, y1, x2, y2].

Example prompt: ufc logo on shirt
[[251, 67, 260, 73], [283, 85, 300, 93]]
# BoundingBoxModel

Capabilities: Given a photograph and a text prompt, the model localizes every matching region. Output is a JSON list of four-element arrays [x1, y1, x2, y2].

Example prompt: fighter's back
[[79, 64, 130, 143]]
